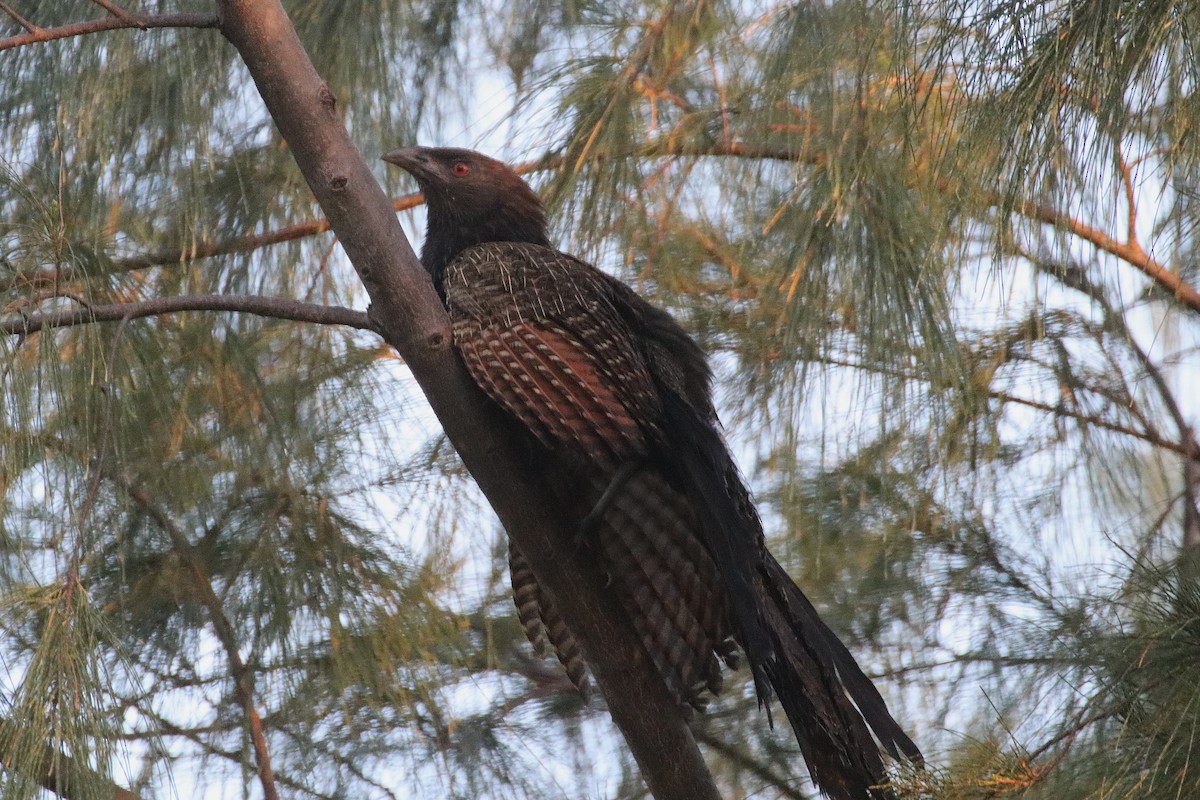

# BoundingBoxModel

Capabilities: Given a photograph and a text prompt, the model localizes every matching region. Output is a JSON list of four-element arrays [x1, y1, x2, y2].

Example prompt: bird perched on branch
[[383, 146, 921, 800]]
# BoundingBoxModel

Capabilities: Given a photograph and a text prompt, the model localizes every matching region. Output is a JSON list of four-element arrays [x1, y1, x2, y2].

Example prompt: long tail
[[758, 553, 922, 800], [654, 389, 921, 797]]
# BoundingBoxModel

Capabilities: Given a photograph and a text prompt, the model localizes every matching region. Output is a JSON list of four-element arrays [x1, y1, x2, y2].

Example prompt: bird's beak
[[382, 147, 436, 183]]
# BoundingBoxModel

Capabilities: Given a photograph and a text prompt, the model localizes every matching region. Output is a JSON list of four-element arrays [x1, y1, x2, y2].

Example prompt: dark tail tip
[[757, 554, 921, 800]]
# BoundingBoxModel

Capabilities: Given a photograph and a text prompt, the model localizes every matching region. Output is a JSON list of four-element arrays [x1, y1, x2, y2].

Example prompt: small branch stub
[[317, 83, 336, 109]]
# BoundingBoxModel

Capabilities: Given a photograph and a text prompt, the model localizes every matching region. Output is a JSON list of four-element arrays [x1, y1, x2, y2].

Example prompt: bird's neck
[[420, 203, 551, 288]]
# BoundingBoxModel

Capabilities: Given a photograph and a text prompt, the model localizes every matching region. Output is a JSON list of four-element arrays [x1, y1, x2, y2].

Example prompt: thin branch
[[798, 348, 1196, 458], [570, 3, 682, 171], [692, 729, 810, 800], [1025, 703, 1125, 764], [89, 0, 142, 27], [0, 1, 40, 33], [974, 531, 1060, 616], [999, 190, 1200, 315], [1038, 260, 1196, 452], [1115, 142, 1139, 251], [117, 192, 423, 270], [136, 710, 327, 800], [0, 192, 431, 295], [0, 146, 808, 295], [0, 12, 218, 52], [2, 294, 373, 336], [276, 724, 398, 800], [0, 719, 144, 800], [991, 390, 1193, 458], [6, 138, 1193, 322], [1032, 257, 1200, 549], [870, 654, 1080, 681], [120, 483, 281, 800]]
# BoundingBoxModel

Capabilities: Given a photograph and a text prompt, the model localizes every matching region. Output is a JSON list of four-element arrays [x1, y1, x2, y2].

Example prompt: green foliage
[[2, 0, 1200, 798]]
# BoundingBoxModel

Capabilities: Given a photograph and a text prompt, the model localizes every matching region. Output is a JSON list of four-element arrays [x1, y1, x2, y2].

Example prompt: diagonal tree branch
[[88, 0, 142, 27], [120, 481, 281, 800], [0, 1, 39, 33], [215, 2, 720, 798], [0, 11, 218, 52], [133, 709, 328, 799], [1031, 257, 1200, 551], [0, 193, 431, 295], [2, 294, 373, 336], [693, 728, 810, 800], [792, 347, 1196, 459], [990, 390, 1194, 458], [114, 191, 430, 271], [0, 718, 144, 800], [28, 423, 284, 800], [976, 186, 1200, 316]]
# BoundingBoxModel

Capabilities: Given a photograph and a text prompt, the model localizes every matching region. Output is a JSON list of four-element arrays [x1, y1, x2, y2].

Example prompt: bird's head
[[382, 146, 550, 280]]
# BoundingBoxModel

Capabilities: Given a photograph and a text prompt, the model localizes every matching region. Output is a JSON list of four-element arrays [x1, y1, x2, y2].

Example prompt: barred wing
[[443, 242, 662, 473]]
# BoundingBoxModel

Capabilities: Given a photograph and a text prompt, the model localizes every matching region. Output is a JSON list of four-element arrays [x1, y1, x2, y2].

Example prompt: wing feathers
[[443, 241, 917, 799], [457, 321, 648, 471]]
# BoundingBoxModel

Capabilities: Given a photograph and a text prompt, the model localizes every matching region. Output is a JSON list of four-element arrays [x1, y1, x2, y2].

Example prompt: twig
[[1032, 257, 1200, 550], [2, 294, 373, 336], [0, 146, 811, 296], [986, 186, 1200, 316], [1115, 142, 1139, 251], [0, 1, 40, 33], [277, 724, 399, 800], [692, 728, 809, 800], [135, 709, 325, 799], [3, 136, 1192, 319], [870, 653, 1079, 680], [1025, 703, 1124, 764], [791, 346, 1196, 458], [0, 718, 143, 800], [0, 12, 218, 52], [120, 483, 281, 800], [990, 391, 1192, 457], [571, 2, 684, 171], [0, 192, 432, 295], [89, 0, 142, 27]]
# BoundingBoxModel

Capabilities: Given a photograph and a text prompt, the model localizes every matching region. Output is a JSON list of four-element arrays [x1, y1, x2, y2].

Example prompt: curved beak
[[382, 147, 436, 183]]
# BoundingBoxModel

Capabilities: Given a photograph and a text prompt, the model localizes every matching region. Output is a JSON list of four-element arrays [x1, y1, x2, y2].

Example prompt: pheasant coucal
[[383, 146, 921, 799]]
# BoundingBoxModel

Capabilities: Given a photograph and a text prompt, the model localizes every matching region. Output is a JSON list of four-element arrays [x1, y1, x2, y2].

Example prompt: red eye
[[452, 161, 470, 176]]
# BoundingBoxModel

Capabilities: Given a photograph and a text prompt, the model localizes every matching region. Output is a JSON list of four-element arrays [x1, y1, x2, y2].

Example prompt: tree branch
[[994, 390, 1192, 456], [990, 188, 1200, 316], [0, 193, 431, 295], [134, 709, 326, 799], [121, 482, 281, 800], [0, 146, 806, 295], [113, 191, 431, 271], [0, 1, 39, 33], [215, 3, 720, 799], [0, 719, 144, 800], [693, 728, 810, 800], [18, 137, 1194, 330], [797, 348, 1196, 458], [2, 294, 373, 336], [0, 11, 218, 52], [88, 0, 142, 28], [1031, 258, 1200, 551]]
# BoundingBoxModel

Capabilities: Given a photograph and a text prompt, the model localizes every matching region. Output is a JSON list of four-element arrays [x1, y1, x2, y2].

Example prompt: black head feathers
[[383, 147, 550, 278]]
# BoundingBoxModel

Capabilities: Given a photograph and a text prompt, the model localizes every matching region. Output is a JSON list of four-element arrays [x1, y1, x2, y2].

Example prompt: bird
[[383, 145, 922, 799]]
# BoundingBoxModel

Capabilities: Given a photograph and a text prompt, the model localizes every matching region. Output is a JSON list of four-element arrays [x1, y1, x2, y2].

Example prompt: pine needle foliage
[[2, 0, 1200, 798]]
